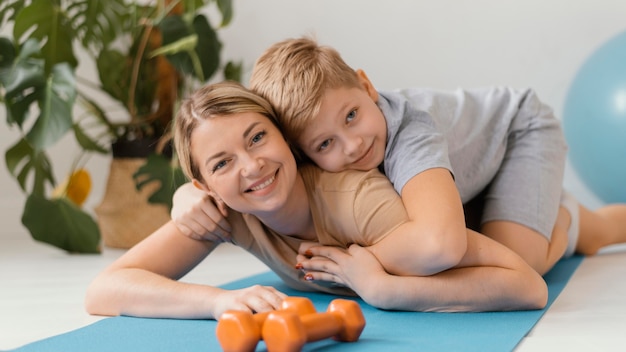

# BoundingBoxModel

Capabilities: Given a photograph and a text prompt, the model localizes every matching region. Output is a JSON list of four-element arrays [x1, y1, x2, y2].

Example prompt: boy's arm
[[372, 167, 467, 275], [171, 182, 232, 242], [297, 230, 547, 312]]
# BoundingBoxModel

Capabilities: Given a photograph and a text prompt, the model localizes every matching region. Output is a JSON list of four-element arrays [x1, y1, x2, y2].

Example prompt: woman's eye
[[318, 139, 331, 152], [251, 131, 266, 144], [346, 109, 356, 123]]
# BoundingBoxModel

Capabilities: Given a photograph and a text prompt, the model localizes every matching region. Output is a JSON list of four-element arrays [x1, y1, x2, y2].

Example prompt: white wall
[[2, 0, 624, 236]]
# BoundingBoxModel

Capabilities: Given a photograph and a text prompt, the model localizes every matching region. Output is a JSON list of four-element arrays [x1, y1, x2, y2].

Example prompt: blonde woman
[[85, 82, 546, 320]]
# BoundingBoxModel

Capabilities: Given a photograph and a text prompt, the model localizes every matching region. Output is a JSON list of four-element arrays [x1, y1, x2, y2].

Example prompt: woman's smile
[[246, 170, 278, 193]]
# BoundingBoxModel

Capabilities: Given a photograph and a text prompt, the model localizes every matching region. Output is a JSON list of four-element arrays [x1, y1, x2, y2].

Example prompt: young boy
[[172, 37, 626, 277], [244, 36, 626, 276]]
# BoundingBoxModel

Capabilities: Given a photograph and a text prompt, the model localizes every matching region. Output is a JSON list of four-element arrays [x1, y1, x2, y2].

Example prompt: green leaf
[[5, 138, 33, 192], [22, 194, 101, 254], [96, 48, 129, 105], [0, 39, 46, 127], [67, 0, 129, 51], [76, 94, 118, 138], [16, 36, 43, 59], [5, 138, 55, 195], [192, 14, 220, 81], [224, 60, 243, 82], [0, 37, 15, 68], [160, 13, 220, 82], [73, 123, 108, 154], [149, 34, 198, 58], [159, 15, 194, 74], [25, 63, 76, 150], [133, 153, 186, 210], [0, 0, 25, 29], [216, 0, 233, 27], [13, 0, 77, 73]]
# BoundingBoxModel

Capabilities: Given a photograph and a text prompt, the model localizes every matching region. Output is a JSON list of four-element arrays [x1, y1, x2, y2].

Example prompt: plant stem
[[129, 22, 154, 125]]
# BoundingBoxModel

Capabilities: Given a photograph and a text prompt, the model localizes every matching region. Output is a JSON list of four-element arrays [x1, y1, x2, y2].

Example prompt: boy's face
[[191, 112, 298, 216], [296, 83, 387, 172]]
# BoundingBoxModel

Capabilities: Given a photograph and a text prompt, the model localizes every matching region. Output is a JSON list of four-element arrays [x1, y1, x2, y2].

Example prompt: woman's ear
[[192, 178, 210, 193], [192, 178, 221, 201], [191, 178, 228, 217], [356, 69, 379, 102]]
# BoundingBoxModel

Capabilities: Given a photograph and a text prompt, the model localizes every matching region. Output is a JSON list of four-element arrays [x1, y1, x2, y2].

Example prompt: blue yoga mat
[[11, 255, 583, 352]]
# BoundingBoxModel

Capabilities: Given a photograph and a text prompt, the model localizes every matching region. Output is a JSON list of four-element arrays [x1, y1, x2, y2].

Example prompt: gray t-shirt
[[379, 86, 535, 203]]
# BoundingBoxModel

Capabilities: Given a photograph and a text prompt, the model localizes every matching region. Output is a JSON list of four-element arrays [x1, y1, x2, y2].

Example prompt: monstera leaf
[[133, 153, 186, 210], [22, 194, 101, 253]]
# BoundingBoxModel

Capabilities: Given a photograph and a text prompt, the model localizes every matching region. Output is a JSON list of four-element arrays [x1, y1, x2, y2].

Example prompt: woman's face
[[190, 112, 298, 216]]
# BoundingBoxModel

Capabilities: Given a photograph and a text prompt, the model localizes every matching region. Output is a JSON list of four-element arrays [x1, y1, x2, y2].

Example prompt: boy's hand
[[171, 183, 232, 242], [296, 243, 386, 297]]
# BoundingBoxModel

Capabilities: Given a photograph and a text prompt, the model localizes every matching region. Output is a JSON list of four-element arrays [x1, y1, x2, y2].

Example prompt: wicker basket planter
[[95, 138, 170, 249]]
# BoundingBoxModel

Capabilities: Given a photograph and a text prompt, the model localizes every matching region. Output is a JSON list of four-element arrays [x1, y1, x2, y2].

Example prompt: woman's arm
[[297, 230, 547, 312], [85, 221, 286, 320]]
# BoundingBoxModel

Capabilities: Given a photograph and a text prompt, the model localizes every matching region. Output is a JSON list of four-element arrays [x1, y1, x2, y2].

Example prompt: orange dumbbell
[[262, 299, 366, 352], [216, 297, 317, 352]]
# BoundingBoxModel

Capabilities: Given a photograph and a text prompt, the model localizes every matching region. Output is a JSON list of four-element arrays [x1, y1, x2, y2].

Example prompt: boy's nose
[[343, 135, 363, 156]]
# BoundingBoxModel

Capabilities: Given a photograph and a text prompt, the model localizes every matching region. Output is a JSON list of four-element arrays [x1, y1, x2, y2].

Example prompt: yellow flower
[[52, 169, 92, 207]]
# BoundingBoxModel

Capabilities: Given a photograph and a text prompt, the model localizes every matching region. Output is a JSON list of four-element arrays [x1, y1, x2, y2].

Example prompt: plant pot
[[95, 138, 170, 249]]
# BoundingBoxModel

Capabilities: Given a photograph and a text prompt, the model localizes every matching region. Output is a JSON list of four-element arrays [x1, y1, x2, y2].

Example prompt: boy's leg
[[576, 203, 626, 255], [483, 193, 626, 273], [482, 211, 569, 275], [479, 90, 568, 275]]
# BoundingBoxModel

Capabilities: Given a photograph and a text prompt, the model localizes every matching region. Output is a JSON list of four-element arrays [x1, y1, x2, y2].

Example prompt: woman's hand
[[211, 285, 288, 320], [296, 243, 387, 299], [171, 182, 232, 242]]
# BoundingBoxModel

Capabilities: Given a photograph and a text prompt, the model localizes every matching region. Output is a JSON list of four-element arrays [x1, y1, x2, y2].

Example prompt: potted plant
[[0, 0, 241, 253]]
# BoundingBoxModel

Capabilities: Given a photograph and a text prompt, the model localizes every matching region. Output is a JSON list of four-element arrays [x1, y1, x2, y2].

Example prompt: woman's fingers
[[241, 286, 286, 313], [214, 286, 287, 319]]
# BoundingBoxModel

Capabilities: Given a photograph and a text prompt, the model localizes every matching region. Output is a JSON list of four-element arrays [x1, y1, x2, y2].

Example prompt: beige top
[[225, 165, 408, 295]]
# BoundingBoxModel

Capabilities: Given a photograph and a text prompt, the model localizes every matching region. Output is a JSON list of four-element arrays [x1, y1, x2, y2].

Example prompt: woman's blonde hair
[[174, 81, 280, 183], [249, 37, 362, 143]]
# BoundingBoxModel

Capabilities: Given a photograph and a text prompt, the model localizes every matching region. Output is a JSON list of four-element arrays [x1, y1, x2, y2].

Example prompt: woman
[[85, 82, 546, 320]]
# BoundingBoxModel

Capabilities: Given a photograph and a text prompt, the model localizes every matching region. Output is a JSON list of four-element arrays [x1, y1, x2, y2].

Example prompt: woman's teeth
[[250, 175, 275, 191]]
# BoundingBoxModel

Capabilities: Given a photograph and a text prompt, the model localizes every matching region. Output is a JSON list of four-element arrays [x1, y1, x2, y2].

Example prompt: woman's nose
[[240, 154, 264, 177]]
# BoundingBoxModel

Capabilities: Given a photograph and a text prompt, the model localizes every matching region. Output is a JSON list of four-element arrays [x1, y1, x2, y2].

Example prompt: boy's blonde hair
[[249, 37, 362, 143], [174, 81, 280, 183]]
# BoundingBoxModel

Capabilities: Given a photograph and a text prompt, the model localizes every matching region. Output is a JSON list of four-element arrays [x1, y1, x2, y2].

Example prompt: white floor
[[3, 232, 626, 351]]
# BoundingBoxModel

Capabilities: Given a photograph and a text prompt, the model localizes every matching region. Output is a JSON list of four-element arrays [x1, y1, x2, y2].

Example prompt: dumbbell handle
[[263, 308, 363, 352], [252, 311, 269, 328], [300, 313, 344, 342]]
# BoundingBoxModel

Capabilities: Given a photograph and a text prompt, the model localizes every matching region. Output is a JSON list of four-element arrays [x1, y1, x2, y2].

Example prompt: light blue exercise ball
[[563, 31, 626, 204]]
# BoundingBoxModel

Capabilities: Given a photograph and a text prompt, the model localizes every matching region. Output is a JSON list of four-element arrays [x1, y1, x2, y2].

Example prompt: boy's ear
[[356, 69, 379, 102]]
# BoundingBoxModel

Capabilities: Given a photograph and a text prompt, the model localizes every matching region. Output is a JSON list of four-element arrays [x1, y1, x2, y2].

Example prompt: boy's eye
[[346, 109, 356, 123], [318, 139, 331, 152]]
